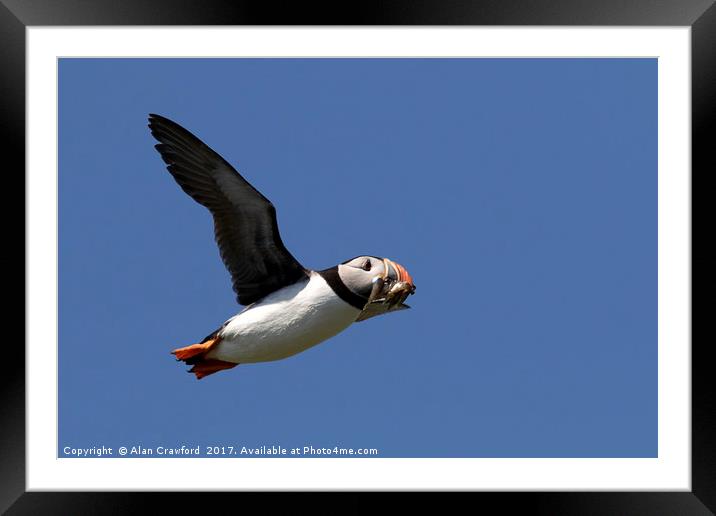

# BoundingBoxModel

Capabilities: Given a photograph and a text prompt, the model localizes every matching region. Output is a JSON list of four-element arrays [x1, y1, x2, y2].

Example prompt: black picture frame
[[4, 0, 711, 513]]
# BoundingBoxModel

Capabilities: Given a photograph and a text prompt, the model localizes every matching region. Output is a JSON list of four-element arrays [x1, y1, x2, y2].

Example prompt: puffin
[[148, 114, 416, 379]]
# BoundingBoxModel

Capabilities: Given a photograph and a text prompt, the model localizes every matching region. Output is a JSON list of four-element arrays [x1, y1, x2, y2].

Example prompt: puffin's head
[[338, 256, 416, 306]]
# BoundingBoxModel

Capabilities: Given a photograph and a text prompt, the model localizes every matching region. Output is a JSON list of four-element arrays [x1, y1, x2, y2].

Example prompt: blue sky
[[59, 58, 657, 457]]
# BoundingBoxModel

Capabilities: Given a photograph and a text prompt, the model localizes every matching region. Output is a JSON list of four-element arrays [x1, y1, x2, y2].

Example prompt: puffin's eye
[[362, 260, 372, 271]]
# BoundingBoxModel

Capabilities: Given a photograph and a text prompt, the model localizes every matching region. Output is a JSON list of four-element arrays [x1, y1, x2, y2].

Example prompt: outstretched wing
[[148, 114, 308, 305]]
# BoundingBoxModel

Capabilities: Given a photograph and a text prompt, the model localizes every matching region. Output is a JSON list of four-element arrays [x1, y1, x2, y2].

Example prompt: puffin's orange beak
[[366, 258, 416, 306], [384, 258, 416, 294], [392, 261, 415, 290]]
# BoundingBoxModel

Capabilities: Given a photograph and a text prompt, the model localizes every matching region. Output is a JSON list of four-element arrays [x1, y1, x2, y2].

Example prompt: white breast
[[206, 272, 361, 363]]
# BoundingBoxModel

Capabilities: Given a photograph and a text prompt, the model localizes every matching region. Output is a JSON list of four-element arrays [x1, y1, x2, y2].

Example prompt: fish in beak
[[365, 258, 416, 308]]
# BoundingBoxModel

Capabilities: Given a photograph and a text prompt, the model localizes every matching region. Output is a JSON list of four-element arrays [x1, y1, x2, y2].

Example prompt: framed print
[[5, 0, 712, 512]]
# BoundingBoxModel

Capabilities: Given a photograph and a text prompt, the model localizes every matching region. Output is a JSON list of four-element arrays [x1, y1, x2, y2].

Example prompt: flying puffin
[[148, 114, 416, 379]]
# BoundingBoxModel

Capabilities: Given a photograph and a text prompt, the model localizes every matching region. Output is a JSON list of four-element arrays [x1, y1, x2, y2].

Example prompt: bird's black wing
[[148, 114, 308, 305]]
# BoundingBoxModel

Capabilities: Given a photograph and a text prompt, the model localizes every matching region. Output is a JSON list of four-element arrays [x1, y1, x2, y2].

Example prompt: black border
[[5, 0, 712, 512]]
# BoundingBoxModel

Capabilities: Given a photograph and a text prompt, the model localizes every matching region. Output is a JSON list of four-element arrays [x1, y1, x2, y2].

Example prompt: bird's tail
[[171, 334, 238, 380]]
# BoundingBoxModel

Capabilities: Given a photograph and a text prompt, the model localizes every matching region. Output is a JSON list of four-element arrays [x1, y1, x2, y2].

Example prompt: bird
[[148, 114, 416, 379]]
